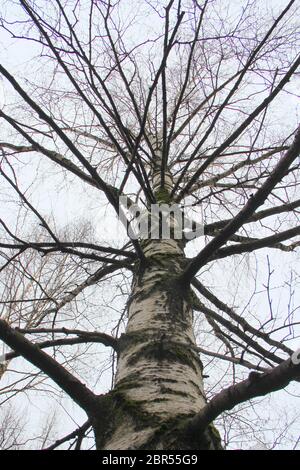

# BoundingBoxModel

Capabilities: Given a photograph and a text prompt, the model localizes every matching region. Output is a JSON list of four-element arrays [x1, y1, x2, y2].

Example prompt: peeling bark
[[93, 239, 222, 450]]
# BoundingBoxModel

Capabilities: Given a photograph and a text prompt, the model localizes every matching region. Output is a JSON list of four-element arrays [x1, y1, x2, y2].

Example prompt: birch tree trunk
[[92, 163, 222, 450], [93, 240, 222, 449]]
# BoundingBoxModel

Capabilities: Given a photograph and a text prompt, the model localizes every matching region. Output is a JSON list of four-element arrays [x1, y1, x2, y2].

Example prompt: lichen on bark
[[92, 238, 222, 450]]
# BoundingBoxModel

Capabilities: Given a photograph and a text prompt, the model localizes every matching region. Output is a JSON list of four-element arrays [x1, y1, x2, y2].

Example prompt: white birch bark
[[101, 239, 208, 449], [95, 147, 222, 450]]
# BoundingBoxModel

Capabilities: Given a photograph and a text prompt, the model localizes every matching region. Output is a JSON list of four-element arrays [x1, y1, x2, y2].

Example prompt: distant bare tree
[[0, 405, 25, 450]]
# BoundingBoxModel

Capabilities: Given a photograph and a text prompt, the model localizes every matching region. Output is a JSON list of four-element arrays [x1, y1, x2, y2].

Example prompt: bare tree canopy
[[0, 0, 299, 450]]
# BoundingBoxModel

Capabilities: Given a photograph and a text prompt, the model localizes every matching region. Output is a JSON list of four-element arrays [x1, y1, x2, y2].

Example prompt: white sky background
[[0, 0, 299, 449]]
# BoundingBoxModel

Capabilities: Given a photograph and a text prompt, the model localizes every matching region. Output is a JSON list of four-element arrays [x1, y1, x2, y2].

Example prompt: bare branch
[[181, 126, 300, 283], [184, 356, 300, 437], [0, 319, 98, 414]]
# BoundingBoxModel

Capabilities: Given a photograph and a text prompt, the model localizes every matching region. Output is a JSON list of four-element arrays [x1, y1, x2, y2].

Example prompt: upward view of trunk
[[93, 238, 221, 450], [92, 162, 222, 450]]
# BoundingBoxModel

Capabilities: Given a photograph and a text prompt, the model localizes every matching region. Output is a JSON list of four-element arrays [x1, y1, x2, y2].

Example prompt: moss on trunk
[[92, 240, 222, 450]]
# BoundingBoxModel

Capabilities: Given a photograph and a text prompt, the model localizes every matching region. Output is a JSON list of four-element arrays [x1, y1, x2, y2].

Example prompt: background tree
[[0, 0, 300, 450]]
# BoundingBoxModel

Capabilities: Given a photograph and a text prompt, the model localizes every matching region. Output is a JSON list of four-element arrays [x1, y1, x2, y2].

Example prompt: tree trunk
[[92, 238, 222, 450]]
